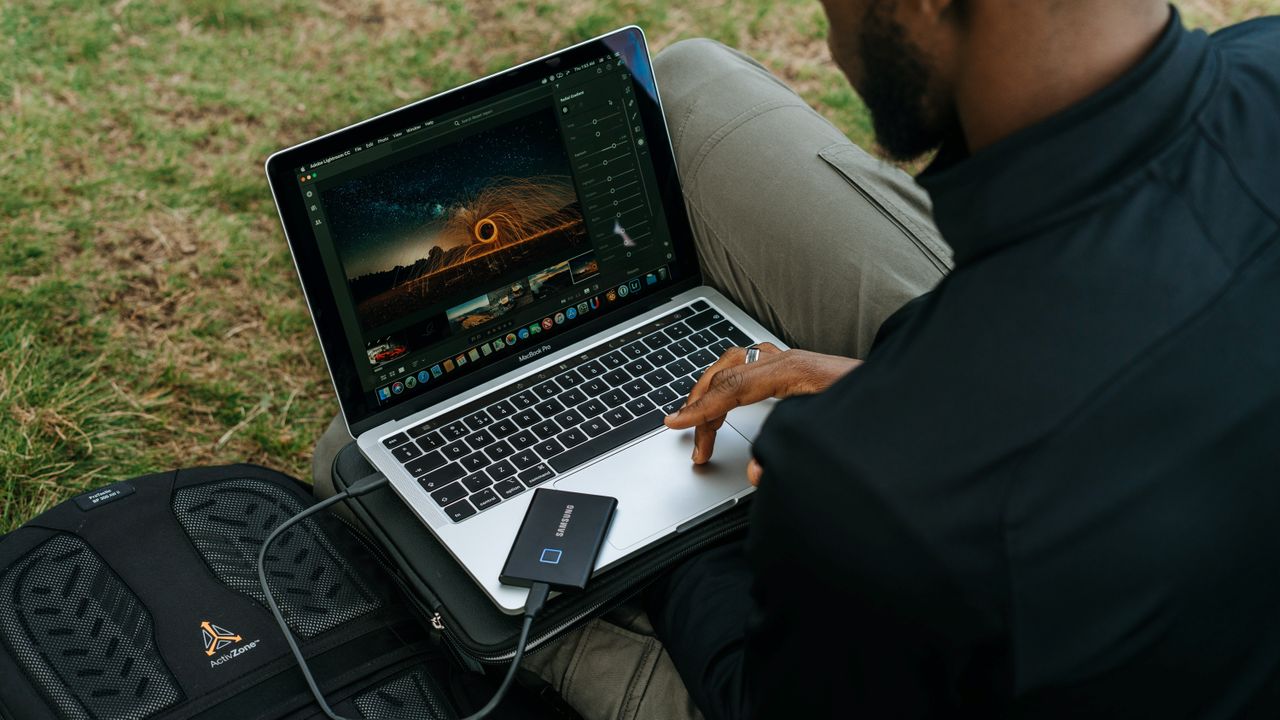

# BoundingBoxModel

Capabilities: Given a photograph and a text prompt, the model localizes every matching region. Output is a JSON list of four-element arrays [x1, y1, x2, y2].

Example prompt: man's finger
[[692, 417, 723, 463], [747, 457, 763, 486], [669, 363, 781, 429], [681, 347, 746, 416]]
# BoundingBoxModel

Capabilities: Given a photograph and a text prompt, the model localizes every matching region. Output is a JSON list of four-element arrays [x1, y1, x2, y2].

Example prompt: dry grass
[[1, 0, 1274, 531]]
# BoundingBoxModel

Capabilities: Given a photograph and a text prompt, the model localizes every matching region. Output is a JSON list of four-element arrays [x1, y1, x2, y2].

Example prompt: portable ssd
[[500, 489, 618, 591]]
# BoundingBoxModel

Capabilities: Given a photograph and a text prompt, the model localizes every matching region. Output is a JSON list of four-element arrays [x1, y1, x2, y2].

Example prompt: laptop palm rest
[[552, 425, 753, 551]]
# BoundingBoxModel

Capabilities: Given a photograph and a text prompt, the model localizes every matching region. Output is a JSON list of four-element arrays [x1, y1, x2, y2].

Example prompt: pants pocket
[[818, 143, 953, 274]]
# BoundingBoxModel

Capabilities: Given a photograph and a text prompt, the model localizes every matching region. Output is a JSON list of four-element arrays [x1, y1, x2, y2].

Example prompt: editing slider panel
[[558, 66, 655, 269]]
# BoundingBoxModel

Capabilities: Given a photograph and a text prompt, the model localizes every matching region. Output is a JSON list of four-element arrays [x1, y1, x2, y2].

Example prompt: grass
[[0, 0, 1274, 533]]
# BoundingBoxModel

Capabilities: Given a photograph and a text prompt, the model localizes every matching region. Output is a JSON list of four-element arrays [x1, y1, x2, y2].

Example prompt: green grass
[[0, 0, 1274, 532]]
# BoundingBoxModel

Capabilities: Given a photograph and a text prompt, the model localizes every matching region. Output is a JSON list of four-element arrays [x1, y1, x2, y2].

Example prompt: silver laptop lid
[[265, 27, 702, 437]]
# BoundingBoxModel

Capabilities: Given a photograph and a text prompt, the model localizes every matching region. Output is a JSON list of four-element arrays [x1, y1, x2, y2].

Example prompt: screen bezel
[[265, 26, 702, 437]]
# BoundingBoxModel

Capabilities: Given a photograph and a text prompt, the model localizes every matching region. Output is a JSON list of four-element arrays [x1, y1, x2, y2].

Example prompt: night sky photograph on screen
[[322, 106, 589, 332]]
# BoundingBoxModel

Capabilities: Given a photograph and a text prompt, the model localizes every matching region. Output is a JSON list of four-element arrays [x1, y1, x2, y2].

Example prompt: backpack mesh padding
[[0, 533, 184, 720], [354, 666, 457, 720], [171, 478, 380, 638]]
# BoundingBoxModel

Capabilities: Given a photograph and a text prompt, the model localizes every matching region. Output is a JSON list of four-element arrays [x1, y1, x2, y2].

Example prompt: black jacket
[[749, 11, 1280, 718]]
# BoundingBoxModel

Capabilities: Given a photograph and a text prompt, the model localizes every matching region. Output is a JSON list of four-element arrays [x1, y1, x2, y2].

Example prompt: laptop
[[265, 26, 784, 613]]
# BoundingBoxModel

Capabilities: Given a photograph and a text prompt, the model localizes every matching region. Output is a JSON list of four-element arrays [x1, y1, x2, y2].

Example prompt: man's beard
[[856, 3, 952, 161]]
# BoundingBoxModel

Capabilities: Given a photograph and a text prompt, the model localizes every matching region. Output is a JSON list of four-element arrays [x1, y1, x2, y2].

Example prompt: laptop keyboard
[[379, 300, 753, 523]]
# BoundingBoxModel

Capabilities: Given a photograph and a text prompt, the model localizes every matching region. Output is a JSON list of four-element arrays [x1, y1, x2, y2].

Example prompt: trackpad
[[552, 426, 752, 550]]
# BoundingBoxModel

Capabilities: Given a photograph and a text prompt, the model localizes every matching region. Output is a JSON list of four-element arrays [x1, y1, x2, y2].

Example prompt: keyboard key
[[711, 321, 753, 347], [560, 388, 588, 406], [382, 432, 411, 449], [509, 429, 538, 450], [442, 440, 469, 460], [690, 300, 710, 312], [688, 349, 718, 368], [579, 360, 606, 378], [555, 370, 584, 390], [487, 400, 516, 419], [416, 431, 446, 452], [642, 332, 671, 350], [532, 419, 561, 439], [518, 463, 555, 487], [582, 379, 609, 397], [430, 482, 467, 507], [624, 359, 654, 376], [465, 429, 495, 450], [708, 338, 734, 356], [471, 488, 501, 510], [511, 389, 538, 408], [685, 309, 725, 330], [549, 410, 665, 473], [419, 462, 465, 491], [603, 406, 634, 427], [689, 330, 718, 347], [491, 418, 519, 438], [463, 410, 493, 431], [489, 460, 517, 481], [643, 367, 675, 387], [600, 389, 628, 408], [406, 450, 447, 477], [486, 440, 514, 461], [533, 381, 560, 399], [648, 386, 677, 406], [671, 376, 697, 396], [534, 398, 565, 417], [493, 478, 524, 499], [621, 342, 647, 359], [407, 424, 435, 439], [625, 396, 655, 416], [649, 348, 676, 366], [462, 471, 492, 493], [604, 369, 630, 387], [601, 351, 626, 369], [513, 409, 540, 428], [662, 398, 686, 415], [664, 322, 692, 340], [557, 427, 588, 448], [554, 409, 585, 428], [443, 499, 477, 522], [534, 438, 564, 458], [460, 452, 490, 472], [581, 416, 609, 437], [392, 443, 423, 463], [691, 364, 711, 380], [667, 358, 694, 377], [511, 449, 540, 470], [670, 339, 697, 357], [440, 421, 468, 441], [579, 398, 607, 417], [622, 379, 651, 398]]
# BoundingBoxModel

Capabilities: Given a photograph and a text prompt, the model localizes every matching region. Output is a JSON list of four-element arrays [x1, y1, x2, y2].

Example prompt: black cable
[[256, 474, 551, 720]]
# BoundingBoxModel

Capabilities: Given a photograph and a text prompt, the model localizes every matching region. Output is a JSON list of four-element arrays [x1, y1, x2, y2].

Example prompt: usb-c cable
[[256, 474, 551, 720]]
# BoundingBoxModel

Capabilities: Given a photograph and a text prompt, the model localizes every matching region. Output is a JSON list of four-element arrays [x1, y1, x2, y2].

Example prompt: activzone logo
[[201, 620, 260, 667]]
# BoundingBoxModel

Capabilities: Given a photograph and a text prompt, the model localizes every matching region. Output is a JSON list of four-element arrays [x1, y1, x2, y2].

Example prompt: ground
[[0, 0, 1274, 532]]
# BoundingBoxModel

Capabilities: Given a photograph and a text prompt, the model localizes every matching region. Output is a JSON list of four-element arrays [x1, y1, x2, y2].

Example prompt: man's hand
[[663, 343, 862, 484]]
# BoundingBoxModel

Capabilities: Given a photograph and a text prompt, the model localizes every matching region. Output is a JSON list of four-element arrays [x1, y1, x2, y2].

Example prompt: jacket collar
[[916, 8, 1214, 265]]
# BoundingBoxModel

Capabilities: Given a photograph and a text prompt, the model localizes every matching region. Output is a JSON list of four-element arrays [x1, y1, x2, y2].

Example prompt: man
[[314, 0, 1280, 716], [647, 0, 1280, 718]]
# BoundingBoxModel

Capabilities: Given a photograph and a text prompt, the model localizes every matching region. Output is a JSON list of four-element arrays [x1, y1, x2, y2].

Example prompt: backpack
[[0, 464, 567, 720]]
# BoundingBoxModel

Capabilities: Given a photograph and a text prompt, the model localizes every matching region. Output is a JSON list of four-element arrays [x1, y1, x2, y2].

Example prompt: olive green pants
[[312, 38, 949, 720]]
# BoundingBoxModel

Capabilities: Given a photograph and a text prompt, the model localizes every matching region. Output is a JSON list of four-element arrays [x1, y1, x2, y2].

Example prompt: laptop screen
[[270, 28, 697, 430]]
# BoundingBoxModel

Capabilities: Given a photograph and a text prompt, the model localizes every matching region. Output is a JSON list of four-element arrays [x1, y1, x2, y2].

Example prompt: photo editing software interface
[[296, 51, 678, 410]]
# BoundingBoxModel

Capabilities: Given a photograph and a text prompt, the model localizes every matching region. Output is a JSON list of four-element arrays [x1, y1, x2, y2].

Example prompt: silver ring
[[743, 344, 761, 364]]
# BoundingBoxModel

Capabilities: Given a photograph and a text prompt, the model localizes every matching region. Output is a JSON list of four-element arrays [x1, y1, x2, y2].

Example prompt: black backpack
[[0, 465, 567, 720]]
